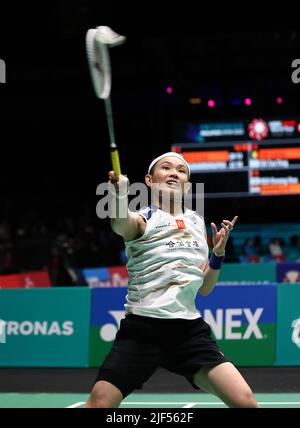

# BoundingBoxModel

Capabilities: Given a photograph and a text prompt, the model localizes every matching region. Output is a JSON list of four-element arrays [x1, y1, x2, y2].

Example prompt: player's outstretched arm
[[108, 171, 145, 241]]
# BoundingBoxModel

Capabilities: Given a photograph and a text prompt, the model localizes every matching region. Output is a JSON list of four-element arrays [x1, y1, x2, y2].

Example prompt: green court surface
[[1, 393, 300, 408]]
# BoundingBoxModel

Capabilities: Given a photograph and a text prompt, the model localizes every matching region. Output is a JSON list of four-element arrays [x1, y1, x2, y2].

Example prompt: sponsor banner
[[108, 266, 128, 287], [0, 287, 91, 367], [82, 266, 128, 288], [219, 263, 276, 283], [174, 118, 300, 144], [0, 271, 51, 289], [89, 288, 127, 367], [82, 268, 110, 288], [195, 284, 277, 365], [276, 284, 300, 365], [0, 319, 6, 344], [0, 274, 22, 289], [88, 285, 276, 367], [276, 262, 300, 283]]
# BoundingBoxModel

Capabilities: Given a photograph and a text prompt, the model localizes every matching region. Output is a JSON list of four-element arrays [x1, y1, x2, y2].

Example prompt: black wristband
[[209, 252, 225, 269]]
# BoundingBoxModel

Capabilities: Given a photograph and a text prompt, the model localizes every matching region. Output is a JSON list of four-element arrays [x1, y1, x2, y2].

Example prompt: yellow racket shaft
[[111, 148, 121, 176]]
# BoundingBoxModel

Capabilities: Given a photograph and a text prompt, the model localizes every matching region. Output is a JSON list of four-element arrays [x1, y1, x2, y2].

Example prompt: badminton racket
[[86, 26, 126, 176]]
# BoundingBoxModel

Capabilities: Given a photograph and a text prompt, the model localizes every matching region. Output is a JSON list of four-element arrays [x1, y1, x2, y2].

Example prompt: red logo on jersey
[[176, 219, 186, 229]]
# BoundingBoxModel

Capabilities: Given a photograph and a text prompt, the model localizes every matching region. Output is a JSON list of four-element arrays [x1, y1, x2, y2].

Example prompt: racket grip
[[111, 148, 121, 176]]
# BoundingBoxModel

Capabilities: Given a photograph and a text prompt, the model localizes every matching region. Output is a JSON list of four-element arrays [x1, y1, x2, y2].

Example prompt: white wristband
[[108, 181, 129, 199]]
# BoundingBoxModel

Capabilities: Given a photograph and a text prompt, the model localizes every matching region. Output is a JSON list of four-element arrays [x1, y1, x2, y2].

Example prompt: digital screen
[[172, 118, 300, 198]]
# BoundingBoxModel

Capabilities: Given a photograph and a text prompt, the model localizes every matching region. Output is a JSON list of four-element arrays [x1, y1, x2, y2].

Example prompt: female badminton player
[[85, 152, 258, 408]]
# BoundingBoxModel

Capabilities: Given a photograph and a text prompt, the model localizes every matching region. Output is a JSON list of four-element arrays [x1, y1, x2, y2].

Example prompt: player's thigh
[[193, 362, 258, 408], [86, 380, 123, 408]]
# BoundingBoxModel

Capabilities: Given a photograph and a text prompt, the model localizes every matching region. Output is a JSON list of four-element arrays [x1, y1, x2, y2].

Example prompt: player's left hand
[[211, 216, 238, 256]]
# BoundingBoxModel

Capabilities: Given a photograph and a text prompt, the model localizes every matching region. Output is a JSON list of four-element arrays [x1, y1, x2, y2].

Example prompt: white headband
[[148, 152, 190, 178]]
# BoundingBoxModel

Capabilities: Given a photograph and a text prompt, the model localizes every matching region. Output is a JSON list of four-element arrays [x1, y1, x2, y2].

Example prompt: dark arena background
[[0, 2, 300, 411]]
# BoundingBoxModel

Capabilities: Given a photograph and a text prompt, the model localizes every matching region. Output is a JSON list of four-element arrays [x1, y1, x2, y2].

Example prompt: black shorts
[[94, 314, 229, 398]]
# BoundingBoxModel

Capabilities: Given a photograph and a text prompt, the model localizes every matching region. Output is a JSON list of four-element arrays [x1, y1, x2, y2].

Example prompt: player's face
[[147, 157, 190, 196]]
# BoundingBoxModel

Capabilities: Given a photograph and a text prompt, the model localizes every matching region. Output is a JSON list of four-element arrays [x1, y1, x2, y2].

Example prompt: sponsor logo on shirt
[[176, 219, 186, 229], [166, 240, 201, 250], [155, 223, 171, 230]]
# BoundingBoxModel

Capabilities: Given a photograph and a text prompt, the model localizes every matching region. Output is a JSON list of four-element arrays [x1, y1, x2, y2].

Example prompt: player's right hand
[[108, 171, 129, 195]]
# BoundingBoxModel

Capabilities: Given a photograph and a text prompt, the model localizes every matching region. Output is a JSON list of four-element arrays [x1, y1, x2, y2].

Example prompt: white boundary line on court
[[182, 403, 198, 408], [66, 402, 85, 408]]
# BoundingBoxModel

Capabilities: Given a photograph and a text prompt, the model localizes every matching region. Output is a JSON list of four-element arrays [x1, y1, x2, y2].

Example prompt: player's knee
[[87, 394, 112, 408], [245, 391, 259, 408], [236, 390, 259, 408], [86, 380, 122, 408]]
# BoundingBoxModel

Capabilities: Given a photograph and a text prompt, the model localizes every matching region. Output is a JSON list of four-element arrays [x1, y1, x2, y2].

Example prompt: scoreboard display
[[172, 118, 300, 198]]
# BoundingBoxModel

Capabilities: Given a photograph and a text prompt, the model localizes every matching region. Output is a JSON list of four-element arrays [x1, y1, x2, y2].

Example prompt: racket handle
[[111, 148, 121, 176]]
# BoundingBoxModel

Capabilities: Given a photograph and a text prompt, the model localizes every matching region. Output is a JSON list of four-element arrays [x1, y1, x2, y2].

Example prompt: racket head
[[94, 26, 126, 47], [86, 29, 111, 99]]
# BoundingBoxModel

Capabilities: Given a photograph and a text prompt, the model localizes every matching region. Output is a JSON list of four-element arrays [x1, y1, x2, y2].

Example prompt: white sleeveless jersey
[[124, 206, 209, 319]]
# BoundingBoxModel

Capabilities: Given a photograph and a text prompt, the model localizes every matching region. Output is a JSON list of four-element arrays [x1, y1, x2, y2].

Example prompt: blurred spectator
[[240, 237, 260, 263], [253, 235, 262, 255], [243, 238, 255, 257], [223, 236, 239, 262], [0, 221, 11, 241], [46, 246, 75, 286], [0, 243, 14, 274], [290, 235, 299, 247], [119, 248, 128, 265], [72, 226, 102, 268], [288, 234, 300, 261], [269, 238, 285, 262]]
